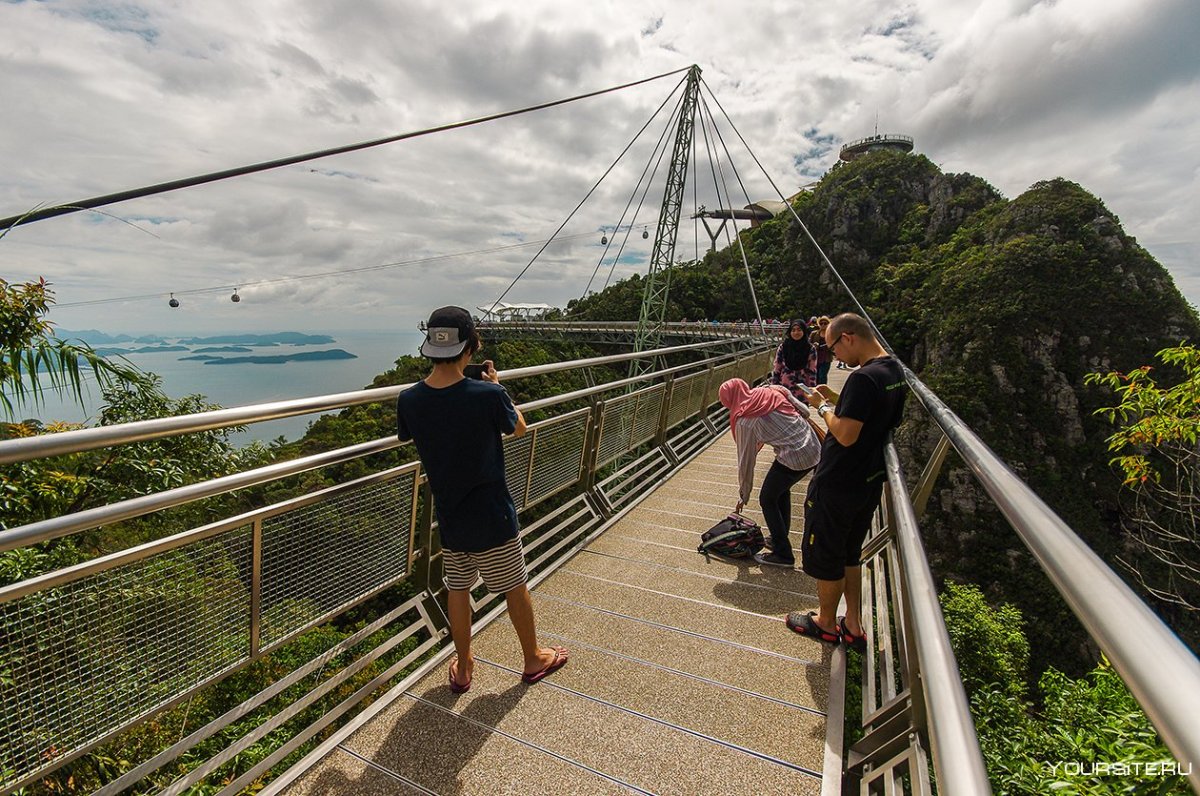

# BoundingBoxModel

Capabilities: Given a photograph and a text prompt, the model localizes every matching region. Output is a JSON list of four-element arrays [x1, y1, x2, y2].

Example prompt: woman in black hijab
[[769, 319, 817, 398]]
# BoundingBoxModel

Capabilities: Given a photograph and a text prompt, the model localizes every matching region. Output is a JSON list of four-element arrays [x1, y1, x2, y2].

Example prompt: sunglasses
[[828, 332, 850, 353]]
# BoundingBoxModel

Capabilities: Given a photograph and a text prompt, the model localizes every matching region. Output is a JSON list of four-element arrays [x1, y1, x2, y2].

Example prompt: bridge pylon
[[631, 65, 701, 378]]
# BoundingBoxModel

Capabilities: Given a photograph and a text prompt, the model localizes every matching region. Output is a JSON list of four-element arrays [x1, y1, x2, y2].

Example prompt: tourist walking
[[718, 378, 822, 568], [397, 306, 568, 692], [787, 313, 907, 652]]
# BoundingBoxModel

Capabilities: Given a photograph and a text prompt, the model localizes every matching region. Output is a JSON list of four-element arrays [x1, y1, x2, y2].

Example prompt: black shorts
[[800, 478, 884, 581]]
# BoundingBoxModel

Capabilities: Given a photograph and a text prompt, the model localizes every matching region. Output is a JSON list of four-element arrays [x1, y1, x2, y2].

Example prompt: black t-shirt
[[396, 378, 520, 552], [813, 356, 907, 490]]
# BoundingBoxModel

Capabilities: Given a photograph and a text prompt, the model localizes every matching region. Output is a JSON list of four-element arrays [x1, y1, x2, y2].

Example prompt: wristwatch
[[817, 402, 833, 417]]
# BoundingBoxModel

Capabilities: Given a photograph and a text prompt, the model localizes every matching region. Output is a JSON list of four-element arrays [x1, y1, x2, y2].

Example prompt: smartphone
[[463, 363, 488, 380], [794, 382, 814, 397]]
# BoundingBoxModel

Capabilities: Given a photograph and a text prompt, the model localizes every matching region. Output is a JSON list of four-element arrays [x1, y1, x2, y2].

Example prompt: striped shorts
[[442, 536, 528, 594]]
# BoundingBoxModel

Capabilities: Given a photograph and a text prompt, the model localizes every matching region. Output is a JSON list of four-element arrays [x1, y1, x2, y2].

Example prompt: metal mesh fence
[[705, 361, 739, 408], [596, 384, 665, 468], [0, 529, 253, 790], [260, 473, 416, 648], [630, 384, 666, 448], [595, 394, 637, 468], [525, 410, 589, 508], [666, 370, 709, 430], [503, 432, 535, 512]]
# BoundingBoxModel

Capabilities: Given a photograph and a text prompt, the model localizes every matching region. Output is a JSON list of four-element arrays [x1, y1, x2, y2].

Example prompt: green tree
[[1, 277, 146, 418], [942, 582, 1188, 795], [1086, 345, 1200, 620]]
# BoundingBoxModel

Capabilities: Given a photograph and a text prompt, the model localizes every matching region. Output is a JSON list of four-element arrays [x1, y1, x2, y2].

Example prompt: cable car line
[[0, 66, 691, 232], [51, 229, 614, 309]]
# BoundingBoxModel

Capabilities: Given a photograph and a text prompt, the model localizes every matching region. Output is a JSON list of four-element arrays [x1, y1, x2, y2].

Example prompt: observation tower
[[839, 131, 914, 161]]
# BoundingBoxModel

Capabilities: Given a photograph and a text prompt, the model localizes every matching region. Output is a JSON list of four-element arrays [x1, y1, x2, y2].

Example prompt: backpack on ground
[[698, 514, 765, 559]]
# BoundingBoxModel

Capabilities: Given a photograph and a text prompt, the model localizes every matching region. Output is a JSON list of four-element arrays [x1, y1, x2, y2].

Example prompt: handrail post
[[655, 374, 676, 459], [249, 518, 263, 659]]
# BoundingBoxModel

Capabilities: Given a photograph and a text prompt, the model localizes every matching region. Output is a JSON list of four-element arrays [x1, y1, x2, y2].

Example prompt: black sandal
[[786, 611, 841, 645], [838, 617, 867, 654]]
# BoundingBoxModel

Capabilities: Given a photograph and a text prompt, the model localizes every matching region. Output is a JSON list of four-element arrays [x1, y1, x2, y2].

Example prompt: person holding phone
[[787, 312, 907, 652], [397, 306, 568, 693]]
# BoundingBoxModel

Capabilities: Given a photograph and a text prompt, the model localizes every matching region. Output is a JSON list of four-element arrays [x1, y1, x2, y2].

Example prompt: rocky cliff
[[570, 150, 1200, 673]]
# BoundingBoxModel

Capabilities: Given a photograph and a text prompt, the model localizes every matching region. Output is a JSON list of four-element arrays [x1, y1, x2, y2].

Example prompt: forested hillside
[[572, 150, 1200, 673]]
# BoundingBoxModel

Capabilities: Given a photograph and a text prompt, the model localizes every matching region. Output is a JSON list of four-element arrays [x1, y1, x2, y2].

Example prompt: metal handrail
[[901, 365, 1200, 789], [0, 338, 755, 465], [885, 445, 992, 793], [0, 345, 768, 553]]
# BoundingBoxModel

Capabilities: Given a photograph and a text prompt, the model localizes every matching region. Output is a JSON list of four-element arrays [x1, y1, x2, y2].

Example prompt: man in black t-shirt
[[397, 306, 568, 693], [786, 313, 907, 652]]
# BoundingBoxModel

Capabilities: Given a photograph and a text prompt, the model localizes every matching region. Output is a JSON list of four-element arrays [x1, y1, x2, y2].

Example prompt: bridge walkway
[[282, 432, 838, 795]]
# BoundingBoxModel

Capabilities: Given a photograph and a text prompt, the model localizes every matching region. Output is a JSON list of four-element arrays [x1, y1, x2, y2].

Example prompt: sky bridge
[[2, 65, 1199, 796], [3, 338, 1199, 796]]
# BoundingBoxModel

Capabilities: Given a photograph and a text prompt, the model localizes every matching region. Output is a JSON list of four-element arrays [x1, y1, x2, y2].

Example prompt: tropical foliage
[[1087, 345, 1200, 619], [942, 582, 1188, 795], [0, 278, 145, 418]]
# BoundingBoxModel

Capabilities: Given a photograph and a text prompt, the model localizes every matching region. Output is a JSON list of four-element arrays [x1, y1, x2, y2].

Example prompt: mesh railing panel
[[596, 394, 638, 468], [260, 473, 415, 648], [0, 529, 253, 789], [666, 371, 707, 429], [503, 432, 535, 512], [525, 411, 589, 508], [630, 384, 667, 448], [706, 361, 739, 408]]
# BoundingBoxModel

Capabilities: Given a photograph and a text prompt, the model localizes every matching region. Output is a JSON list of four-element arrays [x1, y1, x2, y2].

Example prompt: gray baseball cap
[[420, 306, 474, 358]]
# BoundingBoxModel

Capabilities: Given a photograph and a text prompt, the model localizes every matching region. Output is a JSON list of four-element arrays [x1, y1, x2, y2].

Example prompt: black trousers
[[759, 459, 812, 562]]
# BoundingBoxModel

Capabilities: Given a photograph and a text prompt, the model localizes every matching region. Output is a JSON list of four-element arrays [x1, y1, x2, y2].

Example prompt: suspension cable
[[599, 101, 682, 293], [697, 94, 763, 326], [699, 77, 892, 352], [580, 83, 686, 298], [485, 73, 689, 315], [0, 67, 692, 232], [50, 229, 614, 309]]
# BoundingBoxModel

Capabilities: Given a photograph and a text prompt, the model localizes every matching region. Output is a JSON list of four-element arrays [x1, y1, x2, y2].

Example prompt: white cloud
[[1, 0, 1197, 335]]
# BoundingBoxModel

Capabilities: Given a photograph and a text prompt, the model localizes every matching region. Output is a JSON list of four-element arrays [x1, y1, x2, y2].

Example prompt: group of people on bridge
[[397, 306, 906, 695], [718, 312, 907, 651]]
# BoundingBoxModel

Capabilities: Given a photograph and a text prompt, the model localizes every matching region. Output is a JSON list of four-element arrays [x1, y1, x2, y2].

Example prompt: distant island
[[178, 354, 221, 361], [193, 346, 253, 353], [202, 349, 357, 365], [180, 333, 336, 346], [90, 345, 189, 356]]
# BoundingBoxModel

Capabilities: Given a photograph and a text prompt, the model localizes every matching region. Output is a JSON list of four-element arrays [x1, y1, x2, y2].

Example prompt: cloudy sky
[[2, 0, 1197, 336]]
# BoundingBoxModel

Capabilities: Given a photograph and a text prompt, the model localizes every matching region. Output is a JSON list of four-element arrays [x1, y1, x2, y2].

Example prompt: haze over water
[[26, 330, 426, 444]]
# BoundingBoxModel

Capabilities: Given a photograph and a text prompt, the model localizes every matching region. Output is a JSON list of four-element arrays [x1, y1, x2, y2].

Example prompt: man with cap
[[397, 306, 568, 693]]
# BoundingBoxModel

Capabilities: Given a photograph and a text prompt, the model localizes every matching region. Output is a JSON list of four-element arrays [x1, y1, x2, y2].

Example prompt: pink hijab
[[718, 378, 797, 438]]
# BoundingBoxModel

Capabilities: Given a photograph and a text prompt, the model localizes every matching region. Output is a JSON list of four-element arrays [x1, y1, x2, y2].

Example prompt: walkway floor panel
[[563, 551, 814, 612], [352, 657, 822, 795], [281, 426, 835, 795], [534, 573, 826, 661], [516, 594, 830, 710]]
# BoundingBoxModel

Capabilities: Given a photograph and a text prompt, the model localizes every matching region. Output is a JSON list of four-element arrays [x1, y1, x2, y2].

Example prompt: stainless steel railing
[[0, 341, 773, 795], [848, 364, 1200, 794]]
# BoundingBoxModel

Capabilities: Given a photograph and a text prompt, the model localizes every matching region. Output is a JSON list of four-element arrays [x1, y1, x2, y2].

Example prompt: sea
[[22, 330, 426, 445]]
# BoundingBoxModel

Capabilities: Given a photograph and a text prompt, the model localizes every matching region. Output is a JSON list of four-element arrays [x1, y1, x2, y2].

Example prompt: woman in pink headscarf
[[718, 378, 822, 568]]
